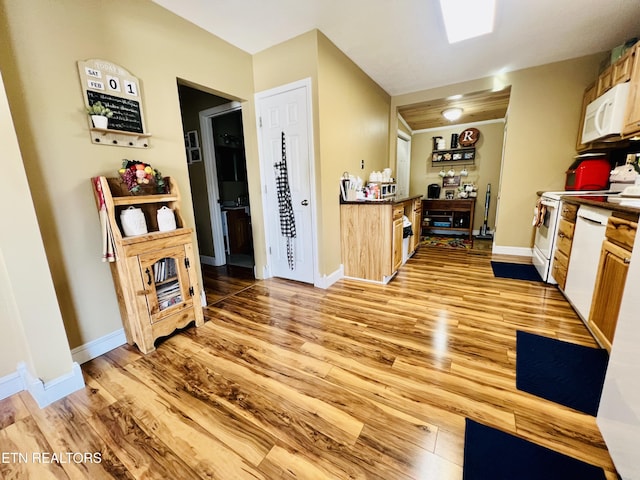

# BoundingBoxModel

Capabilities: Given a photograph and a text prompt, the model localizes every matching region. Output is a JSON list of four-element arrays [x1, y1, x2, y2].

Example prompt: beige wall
[[0, 71, 73, 382], [393, 53, 604, 250], [0, 0, 257, 355], [410, 121, 504, 231], [316, 33, 391, 274]]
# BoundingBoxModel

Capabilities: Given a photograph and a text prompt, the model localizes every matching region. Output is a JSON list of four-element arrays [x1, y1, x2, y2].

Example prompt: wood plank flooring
[[0, 246, 618, 479]]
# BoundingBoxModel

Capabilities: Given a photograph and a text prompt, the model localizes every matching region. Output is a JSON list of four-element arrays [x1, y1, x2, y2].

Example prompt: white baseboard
[[18, 362, 85, 408], [315, 265, 344, 289], [0, 370, 25, 401], [71, 328, 127, 365], [492, 245, 533, 257], [200, 255, 216, 266]]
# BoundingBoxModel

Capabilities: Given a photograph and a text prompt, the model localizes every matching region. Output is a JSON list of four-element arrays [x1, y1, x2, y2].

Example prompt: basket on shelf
[[117, 160, 167, 195]]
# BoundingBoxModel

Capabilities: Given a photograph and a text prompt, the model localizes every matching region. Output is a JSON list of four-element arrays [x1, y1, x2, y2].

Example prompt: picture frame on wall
[[187, 130, 199, 148], [442, 175, 461, 188], [189, 147, 201, 163]]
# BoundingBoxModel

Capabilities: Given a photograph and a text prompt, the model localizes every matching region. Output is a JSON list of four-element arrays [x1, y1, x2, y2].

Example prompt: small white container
[[157, 206, 177, 232], [120, 206, 147, 237]]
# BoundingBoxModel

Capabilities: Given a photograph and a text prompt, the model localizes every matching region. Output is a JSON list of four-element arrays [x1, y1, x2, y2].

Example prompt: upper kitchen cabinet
[[576, 83, 597, 151], [623, 42, 640, 136]]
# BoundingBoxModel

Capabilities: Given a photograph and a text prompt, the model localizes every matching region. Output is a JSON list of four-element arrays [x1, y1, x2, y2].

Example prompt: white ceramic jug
[[157, 206, 176, 232], [120, 206, 148, 237]]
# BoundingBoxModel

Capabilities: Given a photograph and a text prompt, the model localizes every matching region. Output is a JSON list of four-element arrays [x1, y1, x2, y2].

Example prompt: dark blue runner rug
[[516, 331, 609, 416], [463, 418, 606, 480], [491, 261, 542, 281]]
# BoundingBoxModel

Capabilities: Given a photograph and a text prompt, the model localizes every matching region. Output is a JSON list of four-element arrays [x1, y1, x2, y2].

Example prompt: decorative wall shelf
[[90, 128, 152, 148], [431, 147, 475, 164]]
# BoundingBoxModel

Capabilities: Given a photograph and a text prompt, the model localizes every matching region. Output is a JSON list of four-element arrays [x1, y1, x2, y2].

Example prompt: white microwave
[[581, 82, 630, 144]]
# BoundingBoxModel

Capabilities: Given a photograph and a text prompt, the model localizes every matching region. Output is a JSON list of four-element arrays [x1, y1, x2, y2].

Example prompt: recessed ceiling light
[[439, 0, 496, 44], [442, 108, 463, 121], [447, 94, 463, 100]]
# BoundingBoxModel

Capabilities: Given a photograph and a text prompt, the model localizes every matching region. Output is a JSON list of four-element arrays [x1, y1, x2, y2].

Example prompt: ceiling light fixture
[[439, 0, 496, 44], [442, 107, 463, 121]]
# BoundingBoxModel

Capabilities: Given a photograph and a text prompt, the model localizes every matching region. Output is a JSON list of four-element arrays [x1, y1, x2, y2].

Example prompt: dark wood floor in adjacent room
[[0, 246, 617, 479]]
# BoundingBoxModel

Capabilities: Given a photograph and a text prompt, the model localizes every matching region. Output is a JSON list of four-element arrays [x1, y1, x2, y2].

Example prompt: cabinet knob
[[301, 199, 309, 206], [624, 257, 631, 264]]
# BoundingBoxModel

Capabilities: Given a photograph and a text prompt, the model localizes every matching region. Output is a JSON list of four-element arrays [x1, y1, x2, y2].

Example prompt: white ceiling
[[153, 0, 640, 96]]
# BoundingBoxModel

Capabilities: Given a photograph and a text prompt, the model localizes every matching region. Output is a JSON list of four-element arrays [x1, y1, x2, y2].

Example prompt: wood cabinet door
[[588, 240, 631, 351], [138, 244, 193, 324], [576, 84, 597, 150], [392, 217, 403, 273], [410, 201, 422, 253], [226, 208, 251, 254], [623, 44, 640, 136]]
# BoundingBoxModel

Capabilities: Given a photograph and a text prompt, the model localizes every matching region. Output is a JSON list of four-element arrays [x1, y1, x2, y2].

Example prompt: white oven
[[532, 190, 614, 284], [533, 194, 561, 283]]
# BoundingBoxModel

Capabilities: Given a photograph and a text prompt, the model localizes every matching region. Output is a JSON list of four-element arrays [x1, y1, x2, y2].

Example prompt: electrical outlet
[[360, 159, 364, 169]]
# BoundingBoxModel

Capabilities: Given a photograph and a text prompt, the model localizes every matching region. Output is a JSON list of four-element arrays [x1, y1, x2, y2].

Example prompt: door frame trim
[[255, 78, 319, 286], [199, 101, 242, 267]]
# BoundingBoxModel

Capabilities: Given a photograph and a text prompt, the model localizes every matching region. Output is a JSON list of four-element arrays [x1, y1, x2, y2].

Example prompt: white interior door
[[396, 132, 411, 198], [256, 80, 315, 283]]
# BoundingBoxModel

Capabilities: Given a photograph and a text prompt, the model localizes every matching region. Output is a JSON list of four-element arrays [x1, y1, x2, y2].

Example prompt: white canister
[[157, 206, 177, 232], [120, 206, 148, 237]]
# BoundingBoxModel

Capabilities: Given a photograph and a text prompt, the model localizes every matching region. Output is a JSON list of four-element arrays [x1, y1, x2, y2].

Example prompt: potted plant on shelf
[[86, 101, 113, 129]]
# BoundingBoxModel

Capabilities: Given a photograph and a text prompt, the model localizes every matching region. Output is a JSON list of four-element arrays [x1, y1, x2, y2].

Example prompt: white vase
[[91, 115, 108, 129]]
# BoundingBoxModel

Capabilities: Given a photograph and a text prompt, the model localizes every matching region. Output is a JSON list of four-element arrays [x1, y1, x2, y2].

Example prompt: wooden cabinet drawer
[[393, 205, 404, 220], [560, 203, 578, 221], [556, 218, 575, 257], [552, 251, 569, 289], [606, 215, 637, 251]]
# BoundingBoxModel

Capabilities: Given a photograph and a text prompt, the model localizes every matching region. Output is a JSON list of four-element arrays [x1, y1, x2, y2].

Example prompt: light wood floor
[[0, 246, 617, 479]]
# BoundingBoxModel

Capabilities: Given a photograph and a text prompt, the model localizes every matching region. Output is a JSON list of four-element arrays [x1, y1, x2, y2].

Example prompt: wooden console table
[[422, 198, 476, 240]]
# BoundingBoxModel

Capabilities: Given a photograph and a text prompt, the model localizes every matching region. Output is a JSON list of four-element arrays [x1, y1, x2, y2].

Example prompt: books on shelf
[[156, 279, 182, 310], [154, 258, 177, 283]]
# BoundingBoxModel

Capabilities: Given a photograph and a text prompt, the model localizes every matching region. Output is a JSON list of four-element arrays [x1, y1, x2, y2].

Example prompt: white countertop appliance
[[581, 82, 630, 144], [532, 191, 615, 284]]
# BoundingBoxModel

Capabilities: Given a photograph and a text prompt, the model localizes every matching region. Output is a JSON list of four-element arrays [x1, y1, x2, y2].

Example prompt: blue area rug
[[490, 261, 542, 281], [516, 331, 609, 416], [463, 418, 606, 480]]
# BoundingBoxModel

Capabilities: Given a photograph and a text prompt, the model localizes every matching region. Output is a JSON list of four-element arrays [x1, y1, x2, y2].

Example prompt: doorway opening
[[177, 82, 255, 301]]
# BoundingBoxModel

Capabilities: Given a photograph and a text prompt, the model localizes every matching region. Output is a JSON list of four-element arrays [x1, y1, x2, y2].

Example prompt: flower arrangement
[[118, 160, 166, 194], [86, 101, 113, 118]]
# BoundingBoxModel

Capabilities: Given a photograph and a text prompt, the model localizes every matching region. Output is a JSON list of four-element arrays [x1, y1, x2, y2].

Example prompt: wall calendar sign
[[77, 59, 151, 148]]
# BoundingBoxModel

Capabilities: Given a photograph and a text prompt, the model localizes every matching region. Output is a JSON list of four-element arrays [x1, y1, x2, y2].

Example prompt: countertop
[[561, 195, 640, 218], [340, 194, 423, 205]]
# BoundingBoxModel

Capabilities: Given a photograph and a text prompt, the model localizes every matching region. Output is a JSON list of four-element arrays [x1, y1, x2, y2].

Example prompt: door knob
[[301, 199, 309, 206]]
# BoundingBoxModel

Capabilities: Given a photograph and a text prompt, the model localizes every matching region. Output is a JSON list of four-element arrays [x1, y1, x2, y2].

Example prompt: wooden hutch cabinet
[[91, 176, 204, 354]]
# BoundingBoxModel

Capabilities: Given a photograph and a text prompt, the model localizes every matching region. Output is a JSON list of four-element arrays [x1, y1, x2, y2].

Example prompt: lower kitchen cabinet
[[589, 240, 631, 350], [409, 198, 422, 253], [551, 203, 578, 289], [588, 214, 637, 351], [340, 195, 422, 283], [392, 204, 404, 273]]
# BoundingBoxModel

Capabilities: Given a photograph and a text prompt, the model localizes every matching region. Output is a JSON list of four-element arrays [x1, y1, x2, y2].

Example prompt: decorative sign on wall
[[458, 127, 480, 147], [77, 59, 150, 148]]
